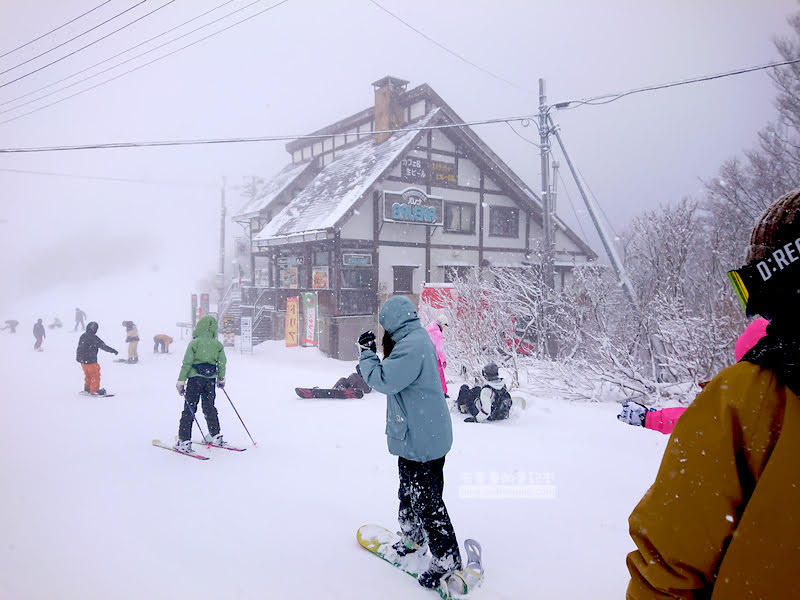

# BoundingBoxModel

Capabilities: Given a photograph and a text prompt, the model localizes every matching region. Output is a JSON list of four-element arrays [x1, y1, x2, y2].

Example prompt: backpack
[[486, 385, 512, 421]]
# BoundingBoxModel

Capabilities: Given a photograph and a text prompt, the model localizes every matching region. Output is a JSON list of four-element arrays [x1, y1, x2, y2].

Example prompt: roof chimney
[[372, 76, 409, 144]]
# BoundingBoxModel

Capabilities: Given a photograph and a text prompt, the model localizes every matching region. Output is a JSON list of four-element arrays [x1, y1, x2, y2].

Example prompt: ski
[[152, 439, 209, 460], [191, 440, 246, 452]]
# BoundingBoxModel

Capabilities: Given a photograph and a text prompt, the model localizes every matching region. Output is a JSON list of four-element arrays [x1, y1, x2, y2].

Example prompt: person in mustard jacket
[[625, 189, 800, 599]]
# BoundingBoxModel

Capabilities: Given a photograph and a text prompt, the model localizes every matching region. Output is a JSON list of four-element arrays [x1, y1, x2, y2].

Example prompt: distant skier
[[122, 321, 139, 363], [1, 319, 19, 333], [174, 315, 228, 453], [33, 318, 45, 351], [456, 362, 512, 422], [76, 322, 118, 395], [74, 307, 86, 332], [357, 296, 463, 589], [153, 333, 173, 354], [425, 314, 449, 396], [48, 317, 62, 329]]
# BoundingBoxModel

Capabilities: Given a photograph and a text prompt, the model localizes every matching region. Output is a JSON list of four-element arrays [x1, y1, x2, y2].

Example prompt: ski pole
[[220, 387, 257, 446], [182, 393, 208, 443]]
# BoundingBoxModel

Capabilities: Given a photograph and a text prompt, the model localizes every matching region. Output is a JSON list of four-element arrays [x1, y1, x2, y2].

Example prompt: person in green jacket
[[174, 315, 228, 452]]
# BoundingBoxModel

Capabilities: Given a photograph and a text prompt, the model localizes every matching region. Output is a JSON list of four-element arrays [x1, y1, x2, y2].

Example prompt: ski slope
[[0, 315, 669, 600]]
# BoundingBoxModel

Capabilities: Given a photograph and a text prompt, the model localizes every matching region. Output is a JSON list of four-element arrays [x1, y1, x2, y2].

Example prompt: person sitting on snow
[[333, 364, 371, 394], [456, 362, 512, 422]]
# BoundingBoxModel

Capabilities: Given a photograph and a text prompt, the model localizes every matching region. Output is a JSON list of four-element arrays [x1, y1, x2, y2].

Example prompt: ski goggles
[[728, 241, 800, 315]]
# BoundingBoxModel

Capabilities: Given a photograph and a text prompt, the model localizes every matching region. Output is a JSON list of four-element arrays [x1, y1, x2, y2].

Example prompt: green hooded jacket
[[178, 315, 227, 381]]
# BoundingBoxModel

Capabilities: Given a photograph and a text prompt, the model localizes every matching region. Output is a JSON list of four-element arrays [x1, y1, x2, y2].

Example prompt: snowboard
[[79, 391, 115, 397], [295, 387, 364, 399], [356, 524, 483, 599], [114, 359, 139, 364]]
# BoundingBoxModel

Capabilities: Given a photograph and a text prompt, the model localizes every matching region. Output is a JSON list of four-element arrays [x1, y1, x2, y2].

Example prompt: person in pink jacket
[[617, 317, 769, 434], [425, 314, 449, 396]]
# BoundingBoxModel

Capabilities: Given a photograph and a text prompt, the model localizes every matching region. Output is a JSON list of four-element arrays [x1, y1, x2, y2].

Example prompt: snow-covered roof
[[253, 109, 441, 242], [233, 160, 314, 221]]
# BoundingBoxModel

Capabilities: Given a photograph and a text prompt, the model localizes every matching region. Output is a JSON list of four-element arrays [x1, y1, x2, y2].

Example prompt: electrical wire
[[0, 1, 112, 61], [505, 121, 540, 148], [367, 0, 535, 95], [0, 112, 538, 153], [555, 57, 800, 109], [0, 0, 238, 110], [0, 167, 216, 188], [0, 0, 150, 80], [0, 0, 288, 126]]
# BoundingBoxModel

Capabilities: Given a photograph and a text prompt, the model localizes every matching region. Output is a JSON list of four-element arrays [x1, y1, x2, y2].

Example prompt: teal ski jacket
[[178, 315, 227, 381], [359, 295, 453, 462]]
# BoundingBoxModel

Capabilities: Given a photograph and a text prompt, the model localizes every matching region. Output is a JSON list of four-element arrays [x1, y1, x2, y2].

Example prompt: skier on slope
[[122, 321, 139, 363], [625, 190, 800, 598], [75, 322, 118, 395], [357, 296, 462, 590], [33, 318, 45, 351], [456, 362, 512, 423], [174, 315, 228, 453]]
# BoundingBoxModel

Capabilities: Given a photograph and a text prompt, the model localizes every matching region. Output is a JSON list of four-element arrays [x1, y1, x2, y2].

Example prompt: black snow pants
[[178, 376, 220, 441], [397, 456, 462, 569]]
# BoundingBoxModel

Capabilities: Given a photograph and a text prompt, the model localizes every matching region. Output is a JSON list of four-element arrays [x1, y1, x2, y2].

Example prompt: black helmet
[[482, 363, 499, 380]]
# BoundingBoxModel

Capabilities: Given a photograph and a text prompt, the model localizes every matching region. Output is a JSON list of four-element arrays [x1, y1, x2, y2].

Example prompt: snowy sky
[[0, 0, 797, 316]]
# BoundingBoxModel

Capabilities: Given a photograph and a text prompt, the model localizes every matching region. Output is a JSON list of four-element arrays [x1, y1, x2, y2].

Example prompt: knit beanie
[[746, 189, 800, 263]]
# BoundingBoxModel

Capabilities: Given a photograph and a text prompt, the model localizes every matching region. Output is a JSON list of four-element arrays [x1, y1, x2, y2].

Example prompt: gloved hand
[[113, 349, 119, 355], [357, 330, 377, 354], [617, 401, 647, 426], [176, 380, 186, 396], [216, 378, 225, 388]]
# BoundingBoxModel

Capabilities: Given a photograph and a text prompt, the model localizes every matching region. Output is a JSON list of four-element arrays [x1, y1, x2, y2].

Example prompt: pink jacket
[[425, 321, 447, 395], [644, 406, 687, 435]]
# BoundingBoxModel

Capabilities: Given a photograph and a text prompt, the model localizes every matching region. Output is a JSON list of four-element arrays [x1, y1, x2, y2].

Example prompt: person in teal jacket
[[174, 315, 228, 452], [358, 295, 462, 589]]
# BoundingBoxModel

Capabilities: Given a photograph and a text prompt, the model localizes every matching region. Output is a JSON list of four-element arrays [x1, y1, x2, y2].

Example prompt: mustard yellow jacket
[[626, 361, 800, 599]]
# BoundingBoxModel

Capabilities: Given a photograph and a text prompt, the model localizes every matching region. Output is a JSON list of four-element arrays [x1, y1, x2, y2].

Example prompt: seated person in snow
[[333, 364, 372, 393], [456, 362, 512, 422], [616, 317, 770, 435]]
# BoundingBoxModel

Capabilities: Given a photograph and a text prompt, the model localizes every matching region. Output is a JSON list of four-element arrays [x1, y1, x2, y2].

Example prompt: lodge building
[[229, 76, 596, 360]]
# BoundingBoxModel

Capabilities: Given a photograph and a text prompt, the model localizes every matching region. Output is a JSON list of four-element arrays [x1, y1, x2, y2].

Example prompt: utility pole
[[538, 79, 555, 290], [218, 177, 227, 306]]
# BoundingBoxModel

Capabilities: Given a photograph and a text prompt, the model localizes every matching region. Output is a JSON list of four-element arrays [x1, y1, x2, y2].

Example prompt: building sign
[[277, 256, 304, 266], [302, 292, 318, 347], [280, 266, 298, 288], [240, 316, 252, 354], [312, 266, 329, 289], [383, 188, 444, 226], [400, 157, 457, 187], [222, 314, 235, 347], [343, 253, 373, 266], [285, 297, 299, 347]]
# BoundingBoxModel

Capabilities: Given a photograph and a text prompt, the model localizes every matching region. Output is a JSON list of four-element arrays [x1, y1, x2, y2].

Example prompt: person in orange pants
[[76, 322, 118, 395]]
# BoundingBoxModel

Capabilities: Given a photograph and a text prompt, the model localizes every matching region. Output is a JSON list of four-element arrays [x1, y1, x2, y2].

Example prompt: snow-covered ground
[[0, 300, 670, 600]]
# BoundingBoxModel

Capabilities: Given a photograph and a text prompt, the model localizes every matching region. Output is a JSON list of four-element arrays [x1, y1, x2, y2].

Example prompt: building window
[[444, 266, 473, 283], [313, 251, 329, 266], [341, 268, 374, 290], [393, 266, 415, 294], [489, 206, 519, 238], [444, 201, 475, 234]]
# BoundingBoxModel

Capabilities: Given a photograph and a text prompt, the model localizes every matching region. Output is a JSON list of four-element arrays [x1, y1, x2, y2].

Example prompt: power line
[[367, 0, 535, 95], [555, 58, 800, 109], [0, 0, 288, 126], [0, 0, 238, 110], [0, 167, 216, 188], [0, 113, 538, 153], [0, 1, 112, 61], [0, 0, 150, 81]]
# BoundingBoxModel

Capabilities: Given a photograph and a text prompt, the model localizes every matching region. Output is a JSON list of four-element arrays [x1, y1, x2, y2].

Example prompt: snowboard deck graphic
[[79, 391, 115, 397], [356, 524, 482, 599], [295, 387, 364, 399]]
